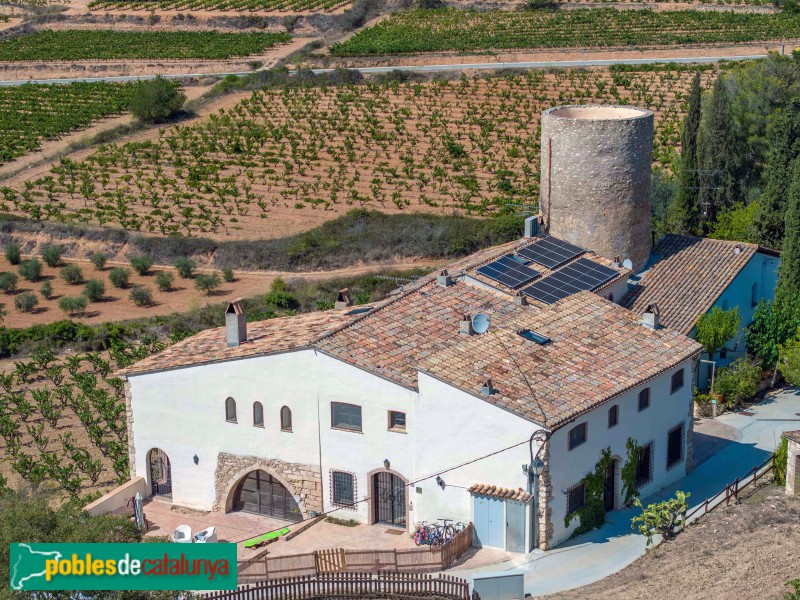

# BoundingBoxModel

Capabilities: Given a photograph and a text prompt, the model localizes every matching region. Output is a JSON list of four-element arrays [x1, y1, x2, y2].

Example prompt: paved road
[[0, 54, 768, 86], [448, 387, 800, 597]]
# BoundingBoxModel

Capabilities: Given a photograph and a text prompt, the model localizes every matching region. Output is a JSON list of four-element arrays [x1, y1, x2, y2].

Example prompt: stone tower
[[539, 105, 654, 271]]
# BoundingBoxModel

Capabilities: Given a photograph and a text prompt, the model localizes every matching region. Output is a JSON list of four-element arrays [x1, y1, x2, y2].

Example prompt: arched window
[[225, 397, 237, 423], [751, 283, 758, 307], [253, 402, 264, 428], [280, 406, 292, 432]]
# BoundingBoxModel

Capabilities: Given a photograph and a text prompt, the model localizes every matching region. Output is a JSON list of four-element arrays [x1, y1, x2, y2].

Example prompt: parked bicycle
[[413, 519, 466, 546]]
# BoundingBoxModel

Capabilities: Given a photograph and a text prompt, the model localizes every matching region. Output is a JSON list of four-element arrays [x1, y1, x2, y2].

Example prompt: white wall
[[547, 359, 694, 546]]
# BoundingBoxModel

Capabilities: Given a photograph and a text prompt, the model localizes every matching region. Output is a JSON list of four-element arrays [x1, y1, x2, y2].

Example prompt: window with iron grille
[[635, 442, 654, 489], [331, 470, 356, 508], [568, 422, 587, 451], [608, 405, 619, 428], [638, 388, 650, 412], [566, 482, 585, 516], [671, 369, 684, 394], [667, 423, 685, 470]]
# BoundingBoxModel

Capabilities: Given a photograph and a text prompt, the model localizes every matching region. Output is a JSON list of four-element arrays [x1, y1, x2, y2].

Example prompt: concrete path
[[448, 387, 800, 597], [0, 54, 768, 87]]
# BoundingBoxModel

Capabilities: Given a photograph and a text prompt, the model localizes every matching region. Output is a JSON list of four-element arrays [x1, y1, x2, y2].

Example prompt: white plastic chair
[[172, 525, 192, 543], [194, 526, 218, 543]]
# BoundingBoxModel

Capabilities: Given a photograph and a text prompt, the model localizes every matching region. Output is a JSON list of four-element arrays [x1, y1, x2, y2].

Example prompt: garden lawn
[[0, 30, 291, 61], [330, 8, 800, 56]]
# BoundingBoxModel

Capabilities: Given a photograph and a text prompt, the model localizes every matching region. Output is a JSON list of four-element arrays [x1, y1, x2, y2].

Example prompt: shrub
[[18, 258, 42, 282], [109, 267, 130, 289], [774, 437, 789, 486], [130, 255, 153, 276], [325, 517, 359, 527], [129, 286, 154, 307], [58, 296, 87, 316], [4, 242, 20, 265], [174, 257, 196, 279], [14, 292, 38, 313], [195, 273, 221, 295], [129, 77, 186, 124], [89, 252, 107, 270], [630, 491, 690, 548], [221, 266, 235, 282], [0, 272, 17, 294], [154, 271, 174, 292], [84, 279, 105, 302], [714, 356, 761, 407], [60, 264, 84, 285], [41, 245, 62, 268], [265, 277, 298, 309], [40, 280, 52, 300]]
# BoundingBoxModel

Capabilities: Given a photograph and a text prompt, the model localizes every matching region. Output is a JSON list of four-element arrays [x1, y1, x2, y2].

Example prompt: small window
[[608, 405, 619, 428], [518, 329, 550, 345], [667, 423, 685, 469], [253, 402, 264, 428], [567, 422, 587, 451], [722, 299, 729, 311], [388, 410, 406, 432], [225, 397, 237, 423], [331, 402, 362, 432], [331, 470, 356, 507], [635, 442, 654, 489], [566, 482, 585, 516], [638, 388, 650, 412], [280, 406, 292, 432], [671, 369, 685, 394], [751, 283, 758, 307]]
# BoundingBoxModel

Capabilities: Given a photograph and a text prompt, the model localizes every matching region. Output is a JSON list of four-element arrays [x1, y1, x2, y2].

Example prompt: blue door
[[472, 495, 505, 549]]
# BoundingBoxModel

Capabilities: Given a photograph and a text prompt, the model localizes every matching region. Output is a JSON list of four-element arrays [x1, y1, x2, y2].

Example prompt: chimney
[[611, 256, 622, 269], [480, 378, 496, 396], [641, 303, 660, 330], [524, 215, 541, 238], [335, 288, 353, 310], [460, 313, 473, 336], [225, 299, 247, 347], [436, 269, 453, 288], [513, 291, 528, 306]]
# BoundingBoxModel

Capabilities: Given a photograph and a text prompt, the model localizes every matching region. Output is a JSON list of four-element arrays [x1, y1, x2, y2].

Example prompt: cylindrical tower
[[540, 105, 654, 271]]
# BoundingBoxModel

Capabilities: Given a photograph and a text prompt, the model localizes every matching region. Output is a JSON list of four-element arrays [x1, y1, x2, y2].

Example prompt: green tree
[[195, 273, 221, 295], [673, 72, 702, 235], [695, 306, 741, 357], [779, 156, 800, 294], [709, 201, 760, 243], [747, 291, 800, 367], [4, 242, 20, 265], [631, 491, 690, 548], [129, 77, 186, 124], [777, 327, 800, 385]]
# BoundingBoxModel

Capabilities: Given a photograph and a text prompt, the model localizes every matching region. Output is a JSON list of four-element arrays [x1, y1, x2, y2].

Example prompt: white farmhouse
[[120, 234, 702, 552]]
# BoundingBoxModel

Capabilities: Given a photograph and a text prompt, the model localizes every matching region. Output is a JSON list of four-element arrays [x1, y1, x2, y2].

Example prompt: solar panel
[[517, 236, 584, 269], [477, 254, 540, 288], [521, 258, 618, 304]]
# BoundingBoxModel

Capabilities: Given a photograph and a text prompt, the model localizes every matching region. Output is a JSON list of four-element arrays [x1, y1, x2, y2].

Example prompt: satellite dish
[[622, 259, 634, 270], [471, 313, 490, 335]]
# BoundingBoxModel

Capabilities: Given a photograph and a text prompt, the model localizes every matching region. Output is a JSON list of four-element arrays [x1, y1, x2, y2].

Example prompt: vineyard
[[88, 0, 350, 12], [0, 340, 161, 497], [329, 8, 800, 55], [0, 30, 291, 61], [0, 82, 138, 164], [0, 66, 715, 239]]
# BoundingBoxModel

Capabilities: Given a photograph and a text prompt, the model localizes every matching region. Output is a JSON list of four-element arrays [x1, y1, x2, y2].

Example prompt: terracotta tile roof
[[469, 484, 532, 502], [317, 280, 702, 429], [118, 309, 365, 376], [784, 430, 800, 444], [622, 235, 760, 334]]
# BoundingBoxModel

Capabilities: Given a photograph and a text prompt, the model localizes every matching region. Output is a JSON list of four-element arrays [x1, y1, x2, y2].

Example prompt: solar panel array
[[476, 254, 540, 289], [517, 236, 584, 269], [521, 258, 618, 304]]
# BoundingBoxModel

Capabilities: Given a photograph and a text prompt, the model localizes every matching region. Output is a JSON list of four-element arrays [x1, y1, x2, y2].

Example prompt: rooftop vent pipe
[[335, 288, 353, 310], [480, 378, 496, 396], [460, 313, 473, 336], [437, 269, 454, 287], [225, 298, 247, 347], [641, 302, 660, 330]]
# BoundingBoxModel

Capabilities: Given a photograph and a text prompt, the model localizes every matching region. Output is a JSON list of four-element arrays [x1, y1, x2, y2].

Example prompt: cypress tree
[[754, 99, 800, 249], [697, 76, 744, 234], [779, 156, 800, 295], [673, 72, 702, 235]]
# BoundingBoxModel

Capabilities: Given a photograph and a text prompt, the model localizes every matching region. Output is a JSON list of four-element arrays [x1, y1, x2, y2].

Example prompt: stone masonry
[[124, 380, 136, 479], [213, 452, 323, 515], [536, 441, 554, 550], [785, 431, 800, 496], [540, 105, 654, 271]]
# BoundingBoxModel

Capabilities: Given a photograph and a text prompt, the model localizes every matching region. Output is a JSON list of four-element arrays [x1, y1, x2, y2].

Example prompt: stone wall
[[786, 437, 799, 497], [124, 380, 136, 480], [213, 452, 323, 515], [536, 441, 553, 550]]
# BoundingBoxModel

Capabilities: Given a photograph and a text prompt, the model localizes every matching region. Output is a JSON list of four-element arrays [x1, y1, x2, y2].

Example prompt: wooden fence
[[203, 572, 472, 600], [684, 456, 775, 524], [238, 524, 474, 584]]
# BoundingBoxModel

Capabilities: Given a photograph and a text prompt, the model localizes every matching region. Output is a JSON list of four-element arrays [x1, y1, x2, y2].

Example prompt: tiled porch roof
[[469, 484, 532, 502]]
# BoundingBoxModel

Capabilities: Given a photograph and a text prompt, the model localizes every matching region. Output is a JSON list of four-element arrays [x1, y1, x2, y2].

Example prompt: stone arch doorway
[[230, 469, 303, 522], [148, 448, 172, 498], [369, 468, 408, 527]]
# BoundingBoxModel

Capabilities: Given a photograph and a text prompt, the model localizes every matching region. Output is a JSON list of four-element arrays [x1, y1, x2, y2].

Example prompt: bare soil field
[[540, 484, 800, 600], [2, 66, 712, 241]]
